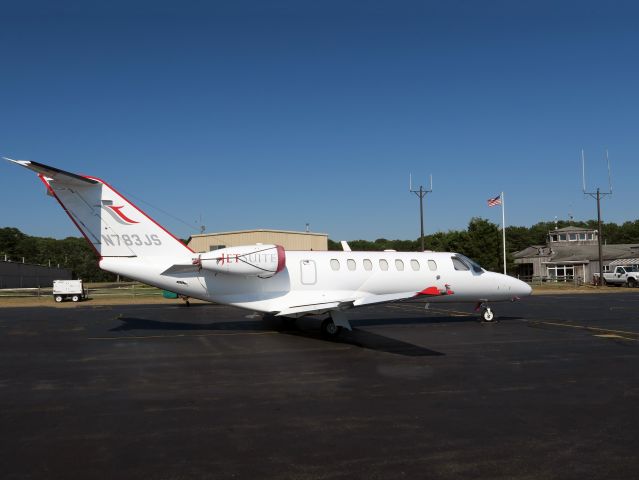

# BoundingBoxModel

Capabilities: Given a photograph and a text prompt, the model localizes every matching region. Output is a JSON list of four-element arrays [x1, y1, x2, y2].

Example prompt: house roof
[[512, 246, 548, 259], [514, 243, 639, 263], [609, 258, 639, 267], [550, 226, 594, 233]]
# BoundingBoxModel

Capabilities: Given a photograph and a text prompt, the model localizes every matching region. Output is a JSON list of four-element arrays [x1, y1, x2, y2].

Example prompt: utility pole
[[409, 174, 433, 252], [582, 149, 612, 286]]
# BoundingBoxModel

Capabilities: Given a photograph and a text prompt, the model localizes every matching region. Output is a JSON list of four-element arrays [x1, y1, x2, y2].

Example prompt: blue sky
[[1, 0, 638, 242]]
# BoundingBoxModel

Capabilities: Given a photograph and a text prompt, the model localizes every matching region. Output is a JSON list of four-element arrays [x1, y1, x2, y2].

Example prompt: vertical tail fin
[[6, 158, 193, 259]]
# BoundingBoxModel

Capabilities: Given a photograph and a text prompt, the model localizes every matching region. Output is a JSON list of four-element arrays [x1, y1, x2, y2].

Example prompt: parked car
[[598, 266, 639, 287], [52, 280, 87, 302]]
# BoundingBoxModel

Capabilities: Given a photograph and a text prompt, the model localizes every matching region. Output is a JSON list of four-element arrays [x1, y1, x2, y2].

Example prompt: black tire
[[628, 278, 637, 288], [71, 295, 79, 302], [54, 295, 63, 303], [481, 309, 495, 322], [321, 318, 343, 338]]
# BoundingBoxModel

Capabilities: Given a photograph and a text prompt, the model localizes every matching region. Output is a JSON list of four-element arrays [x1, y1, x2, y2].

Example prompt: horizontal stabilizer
[[4, 158, 98, 186], [161, 264, 200, 275]]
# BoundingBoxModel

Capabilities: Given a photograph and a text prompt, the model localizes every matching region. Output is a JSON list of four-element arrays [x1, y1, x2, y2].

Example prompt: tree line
[[328, 218, 639, 273], [0, 227, 115, 282], [2, 219, 638, 281]]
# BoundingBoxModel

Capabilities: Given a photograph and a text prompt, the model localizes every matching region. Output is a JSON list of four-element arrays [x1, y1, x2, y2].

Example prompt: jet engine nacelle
[[194, 244, 286, 278]]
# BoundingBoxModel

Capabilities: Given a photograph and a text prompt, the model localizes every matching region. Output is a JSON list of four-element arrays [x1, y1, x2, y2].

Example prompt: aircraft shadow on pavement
[[110, 316, 444, 357], [349, 315, 523, 328], [111, 317, 266, 332], [281, 327, 444, 357]]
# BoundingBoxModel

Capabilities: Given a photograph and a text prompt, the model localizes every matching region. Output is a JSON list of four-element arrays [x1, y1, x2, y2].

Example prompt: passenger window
[[428, 260, 437, 271], [379, 259, 389, 271], [395, 259, 404, 271], [330, 259, 340, 271], [363, 259, 373, 271], [347, 259, 356, 271], [411, 259, 420, 271], [452, 257, 470, 271]]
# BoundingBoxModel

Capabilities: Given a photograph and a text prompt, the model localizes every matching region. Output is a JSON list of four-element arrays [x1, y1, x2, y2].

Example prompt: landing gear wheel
[[55, 295, 63, 303], [481, 308, 495, 322], [321, 318, 343, 338]]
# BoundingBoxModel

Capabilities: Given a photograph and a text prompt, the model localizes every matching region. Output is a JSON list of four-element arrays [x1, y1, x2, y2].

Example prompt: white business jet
[[7, 158, 531, 337]]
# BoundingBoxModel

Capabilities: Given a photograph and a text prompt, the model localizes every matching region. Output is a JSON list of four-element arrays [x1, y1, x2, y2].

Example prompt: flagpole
[[501, 191, 507, 274]]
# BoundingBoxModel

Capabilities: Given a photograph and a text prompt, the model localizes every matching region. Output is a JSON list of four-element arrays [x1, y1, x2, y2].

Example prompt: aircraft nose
[[510, 276, 532, 297]]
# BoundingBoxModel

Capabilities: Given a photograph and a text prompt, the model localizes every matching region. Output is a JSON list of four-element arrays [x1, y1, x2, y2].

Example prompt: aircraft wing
[[273, 285, 452, 316]]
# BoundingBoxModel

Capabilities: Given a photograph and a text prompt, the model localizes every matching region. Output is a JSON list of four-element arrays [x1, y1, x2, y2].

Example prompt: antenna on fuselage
[[409, 173, 433, 252]]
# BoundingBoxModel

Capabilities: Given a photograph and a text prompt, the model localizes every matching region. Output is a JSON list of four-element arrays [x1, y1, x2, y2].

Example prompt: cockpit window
[[452, 255, 485, 274], [452, 257, 470, 271]]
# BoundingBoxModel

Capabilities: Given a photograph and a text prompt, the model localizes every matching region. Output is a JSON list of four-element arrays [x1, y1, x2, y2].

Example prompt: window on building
[[569, 233, 577, 241], [550, 235, 558, 242], [579, 233, 587, 241], [379, 259, 389, 271], [395, 259, 404, 271], [363, 259, 373, 271], [547, 264, 575, 281], [330, 259, 340, 271], [410, 259, 420, 271], [558, 234, 567, 241], [347, 259, 356, 271], [428, 260, 437, 271]]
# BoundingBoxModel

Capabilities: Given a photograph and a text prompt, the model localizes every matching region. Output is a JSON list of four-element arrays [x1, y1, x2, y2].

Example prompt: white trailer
[[52, 280, 86, 302]]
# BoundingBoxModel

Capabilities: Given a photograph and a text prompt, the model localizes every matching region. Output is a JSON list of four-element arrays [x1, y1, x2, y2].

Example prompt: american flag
[[487, 194, 502, 207]]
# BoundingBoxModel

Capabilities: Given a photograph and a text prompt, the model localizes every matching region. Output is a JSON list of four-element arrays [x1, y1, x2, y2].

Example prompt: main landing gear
[[320, 311, 352, 339], [321, 318, 342, 338]]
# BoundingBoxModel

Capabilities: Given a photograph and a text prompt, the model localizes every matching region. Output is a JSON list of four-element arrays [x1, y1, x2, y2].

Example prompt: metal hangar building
[[187, 229, 329, 253]]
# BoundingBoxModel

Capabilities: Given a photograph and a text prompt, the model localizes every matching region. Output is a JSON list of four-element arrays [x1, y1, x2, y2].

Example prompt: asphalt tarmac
[[1, 293, 639, 480]]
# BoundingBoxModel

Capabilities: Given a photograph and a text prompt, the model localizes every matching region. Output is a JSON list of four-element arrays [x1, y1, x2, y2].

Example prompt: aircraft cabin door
[[300, 259, 317, 285]]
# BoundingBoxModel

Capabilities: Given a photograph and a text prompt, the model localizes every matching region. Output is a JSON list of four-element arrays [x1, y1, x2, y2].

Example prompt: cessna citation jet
[[7, 158, 532, 337]]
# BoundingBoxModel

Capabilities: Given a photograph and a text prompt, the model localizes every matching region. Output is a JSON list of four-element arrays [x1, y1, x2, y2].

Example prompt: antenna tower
[[582, 149, 613, 285], [409, 173, 433, 252]]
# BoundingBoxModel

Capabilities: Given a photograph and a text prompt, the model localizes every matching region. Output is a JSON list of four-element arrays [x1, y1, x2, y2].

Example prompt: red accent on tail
[[107, 205, 139, 224], [83, 175, 194, 253]]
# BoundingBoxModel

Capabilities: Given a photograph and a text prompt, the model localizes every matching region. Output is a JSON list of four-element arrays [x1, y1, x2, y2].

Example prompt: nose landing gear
[[476, 302, 496, 322], [481, 307, 494, 322]]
